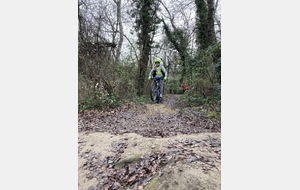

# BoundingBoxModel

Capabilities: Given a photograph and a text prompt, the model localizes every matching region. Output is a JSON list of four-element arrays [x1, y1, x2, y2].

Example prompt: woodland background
[[78, 0, 221, 118]]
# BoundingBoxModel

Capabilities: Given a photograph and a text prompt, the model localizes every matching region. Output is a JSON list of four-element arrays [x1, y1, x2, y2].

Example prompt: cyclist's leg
[[159, 79, 163, 98], [155, 81, 158, 100]]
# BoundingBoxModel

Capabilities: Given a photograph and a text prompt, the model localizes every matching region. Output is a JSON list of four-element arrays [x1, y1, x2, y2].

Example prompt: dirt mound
[[153, 159, 220, 190], [78, 132, 221, 190]]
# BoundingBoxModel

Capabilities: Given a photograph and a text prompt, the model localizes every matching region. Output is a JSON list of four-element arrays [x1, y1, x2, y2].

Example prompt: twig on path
[[168, 140, 175, 145]]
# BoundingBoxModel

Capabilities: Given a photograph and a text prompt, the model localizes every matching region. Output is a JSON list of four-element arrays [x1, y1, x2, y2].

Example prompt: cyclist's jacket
[[149, 64, 167, 78]]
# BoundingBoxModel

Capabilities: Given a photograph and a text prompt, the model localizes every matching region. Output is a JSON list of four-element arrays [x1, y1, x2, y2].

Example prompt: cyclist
[[182, 81, 187, 93], [148, 58, 167, 101]]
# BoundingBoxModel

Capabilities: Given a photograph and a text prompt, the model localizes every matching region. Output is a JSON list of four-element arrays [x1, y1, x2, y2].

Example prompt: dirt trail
[[164, 94, 181, 109], [143, 103, 177, 116], [78, 95, 221, 190]]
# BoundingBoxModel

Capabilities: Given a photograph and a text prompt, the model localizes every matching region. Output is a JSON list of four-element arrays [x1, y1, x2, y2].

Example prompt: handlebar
[[151, 76, 164, 80]]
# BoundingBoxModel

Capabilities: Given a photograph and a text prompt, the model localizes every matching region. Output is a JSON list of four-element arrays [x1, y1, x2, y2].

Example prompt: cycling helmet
[[154, 58, 161, 63]]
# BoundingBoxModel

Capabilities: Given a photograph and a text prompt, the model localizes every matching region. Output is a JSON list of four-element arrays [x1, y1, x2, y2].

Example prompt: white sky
[[120, 0, 221, 61], [79, 0, 221, 62]]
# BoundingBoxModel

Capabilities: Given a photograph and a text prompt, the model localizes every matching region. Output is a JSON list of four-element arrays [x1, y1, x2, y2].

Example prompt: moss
[[144, 177, 158, 190], [130, 154, 142, 158]]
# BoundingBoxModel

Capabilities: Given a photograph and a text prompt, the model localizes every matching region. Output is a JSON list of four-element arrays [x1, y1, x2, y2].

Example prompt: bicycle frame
[[155, 79, 160, 100], [153, 76, 163, 102]]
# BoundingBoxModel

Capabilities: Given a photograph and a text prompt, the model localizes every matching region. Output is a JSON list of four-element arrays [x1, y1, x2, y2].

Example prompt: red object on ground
[[183, 84, 187, 90]]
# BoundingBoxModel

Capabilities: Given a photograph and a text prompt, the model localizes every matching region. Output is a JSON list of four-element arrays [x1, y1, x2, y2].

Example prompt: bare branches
[[160, 1, 177, 31], [121, 33, 139, 61], [114, 0, 124, 63]]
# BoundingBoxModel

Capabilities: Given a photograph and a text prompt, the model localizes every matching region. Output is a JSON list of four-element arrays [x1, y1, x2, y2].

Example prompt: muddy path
[[163, 94, 180, 108], [78, 95, 220, 137], [78, 95, 221, 190]]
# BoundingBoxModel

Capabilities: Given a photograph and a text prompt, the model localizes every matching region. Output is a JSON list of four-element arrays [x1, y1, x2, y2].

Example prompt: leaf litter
[[78, 101, 220, 137], [80, 135, 221, 190], [79, 95, 221, 190]]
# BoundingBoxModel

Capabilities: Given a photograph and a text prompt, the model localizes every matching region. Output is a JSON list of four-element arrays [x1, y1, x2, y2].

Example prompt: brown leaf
[[151, 166, 154, 173], [128, 175, 136, 182]]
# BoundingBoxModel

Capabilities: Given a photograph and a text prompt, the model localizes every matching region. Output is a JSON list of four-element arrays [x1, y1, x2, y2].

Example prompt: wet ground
[[78, 95, 220, 137], [78, 95, 221, 190]]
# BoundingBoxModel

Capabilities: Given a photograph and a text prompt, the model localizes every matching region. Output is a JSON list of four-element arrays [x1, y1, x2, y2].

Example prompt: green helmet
[[154, 58, 161, 63]]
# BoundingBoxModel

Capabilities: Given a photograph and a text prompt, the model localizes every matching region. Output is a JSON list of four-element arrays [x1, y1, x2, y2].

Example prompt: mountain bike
[[150, 75, 163, 103]]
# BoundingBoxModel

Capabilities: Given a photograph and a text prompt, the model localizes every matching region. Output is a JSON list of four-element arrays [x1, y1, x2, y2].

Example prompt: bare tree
[[113, 0, 124, 63], [214, 0, 221, 39]]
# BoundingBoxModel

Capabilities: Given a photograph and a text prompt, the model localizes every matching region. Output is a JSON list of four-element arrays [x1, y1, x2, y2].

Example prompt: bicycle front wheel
[[150, 81, 156, 101], [156, 86, 160, 103]]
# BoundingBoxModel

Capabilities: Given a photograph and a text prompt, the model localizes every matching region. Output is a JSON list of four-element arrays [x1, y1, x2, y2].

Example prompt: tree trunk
[[138, 49, 149, 96], [195, 0, 208, 50], [207, 0, 216, 45], [115, 0, 123, 63], [134, 0, 160, 97]]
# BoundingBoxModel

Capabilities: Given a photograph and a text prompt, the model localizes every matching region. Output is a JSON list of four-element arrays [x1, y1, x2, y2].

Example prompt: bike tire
[[156, 88, 160, 103], [150, 81, 156, 102]]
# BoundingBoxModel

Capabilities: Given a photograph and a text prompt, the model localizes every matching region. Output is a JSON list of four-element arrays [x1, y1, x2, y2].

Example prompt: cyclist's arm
[[149, 67, 155, 77], [161, 65, 167, 76]]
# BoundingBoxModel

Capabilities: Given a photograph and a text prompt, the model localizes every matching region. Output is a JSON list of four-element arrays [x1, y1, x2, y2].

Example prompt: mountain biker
[[148, 58, 167, 101]]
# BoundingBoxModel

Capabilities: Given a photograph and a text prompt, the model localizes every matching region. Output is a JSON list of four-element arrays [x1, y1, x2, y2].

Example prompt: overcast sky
[[119, 0, 221, 61], [79, 0, 221, 62]]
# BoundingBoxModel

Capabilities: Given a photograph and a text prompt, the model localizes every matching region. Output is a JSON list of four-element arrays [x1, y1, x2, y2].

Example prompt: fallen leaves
[[81, 135, 221, 190], [78, 103, 221, 138], [82, 140, 172, 190], [79, 97, 221, 190]]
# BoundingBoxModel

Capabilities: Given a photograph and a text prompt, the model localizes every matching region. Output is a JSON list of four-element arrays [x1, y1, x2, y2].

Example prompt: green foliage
[[178, 94, 221, 120], [78, 74, 122, 113], [166, 78, 183, 94], [173, 41, 221, 120], [125, 94, 152, 104], [78, 82, 121, 113], [163, 24, 188, 53], [113, 59, 139, 99], [213, 83, 221, 104], [186, 41, 221, 90], [162, 21, 189, 80], [77, 0, 221, 118]]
